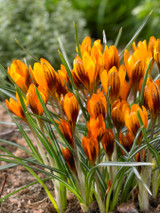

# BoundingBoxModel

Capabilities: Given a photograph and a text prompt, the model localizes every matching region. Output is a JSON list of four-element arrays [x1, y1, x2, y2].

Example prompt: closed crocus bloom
[[8, 60, 30, 93], [107, 65, 126, 104], [61, 92, 79, 127], [82, 135, 99, 166], [119, 79, 131, 100], [87, 114, 106, 141], [111, 99, 130, 131], [29, 66, 39, 87], [104, 45, 119, 71], [79, 36, 91, 55], [119, 132, 133, 154], [55, 73, 68, 97], [6, 92, 26, 121], [61, 148, 76, 174], [125, 104, 148, 144], [144, 77, 160, 121], [58, 119, 73, 148], [26, 84, 48, 116], [58, 64, 69, 84], [101, 129, 114, 160], [32, 58, 57, 97], [87, 91, 107, 119], [154, 39, 160, 71], [71, 68, 83, 89], [148, 36, 156, 57]]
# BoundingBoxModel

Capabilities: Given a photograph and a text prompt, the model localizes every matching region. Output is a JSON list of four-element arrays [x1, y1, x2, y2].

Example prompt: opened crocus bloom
[[87, 91, 107, 119], [74, 39, 103, 94], [61, 147, 76, 174], [125, 104, 148, 144], [119, 132, 133, 155], [6, 92, 26, 121], [154, 39, 160, 72], [87, 114, 106, 141], [101, 129, 114, 160], [58, 119, 73, 148], [8, 60, 31, 93], [61, 92, 79, 127], [82, 134, 99, 166], [111, 99, 130, 131], [31, 58, 57, 97], [100, 65, 126, 104], [124, 40, 152, 95], [26, 83, 48, 116], [104, 45, 119, 72], [144, 77, 160, 121]]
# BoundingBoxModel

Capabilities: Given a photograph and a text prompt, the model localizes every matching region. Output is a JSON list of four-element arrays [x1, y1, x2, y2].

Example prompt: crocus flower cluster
[[5, 35, 160, 212]]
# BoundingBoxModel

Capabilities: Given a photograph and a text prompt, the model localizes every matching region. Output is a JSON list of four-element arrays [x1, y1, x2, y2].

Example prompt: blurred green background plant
[[0, 0, 88, 69]]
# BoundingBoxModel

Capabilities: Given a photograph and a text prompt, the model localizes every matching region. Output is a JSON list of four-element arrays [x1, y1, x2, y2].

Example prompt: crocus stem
[[94, 173, 105, 213], [138, 167, 149, 211], [29, 122, 49, 167], [72, 126, 87, 211], [152, 168, 159, 199], [53, 97, 65, 119], [147, 119, 155, 187], [108, 156, 113, 183], [49, 96, 56, 113], [48, 155, 66, 213]]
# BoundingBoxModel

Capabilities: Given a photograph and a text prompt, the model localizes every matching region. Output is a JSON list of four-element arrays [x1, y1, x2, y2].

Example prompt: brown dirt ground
[[0, 104, 160, 213]]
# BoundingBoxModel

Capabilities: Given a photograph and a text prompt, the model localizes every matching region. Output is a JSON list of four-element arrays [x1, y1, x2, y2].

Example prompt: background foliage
[[0, 0, 88, 68]]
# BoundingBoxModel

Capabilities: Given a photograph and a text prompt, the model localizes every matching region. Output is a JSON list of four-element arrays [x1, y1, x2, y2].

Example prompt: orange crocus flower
[[154, 39, 160, 71], [119, 132, 133, 155], [104, 45, 119, 72], [26, 84, 48, 116], [87, 114, 106, 141], [8, 60, 31, 93], [58, 64, 69, 84], [61, 92, 79, 127], [61, 147, 76, 174], [55, 73, 68, 98], [82, 134, 99, 166], [148, 36, 156, 57], [124, 41, 152, 95], [79, 36, 92, 55], [87, 91, 107, 119], [144, 77, 160, 121], [6, 92, 26, 121], [74, 39, 103, 94], [125, 104, 148, 144], [58, 119, 73, 148], [111, 99, 130, 131], [101, 129, 115, 160], [100, 65, 126, 104], [73, 52, 99, 94], [31, 58, 57, 97]]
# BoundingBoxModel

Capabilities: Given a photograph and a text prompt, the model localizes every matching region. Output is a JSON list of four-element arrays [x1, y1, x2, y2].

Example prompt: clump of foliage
[[0, 0, 88, 68]]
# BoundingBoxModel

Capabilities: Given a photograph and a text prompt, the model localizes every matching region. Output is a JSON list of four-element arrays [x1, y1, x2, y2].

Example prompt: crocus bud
[[101, 129, 115, 160], [61, 92, 79, 127], [82, 135, 99, 166], [61, 148, 76, 174]]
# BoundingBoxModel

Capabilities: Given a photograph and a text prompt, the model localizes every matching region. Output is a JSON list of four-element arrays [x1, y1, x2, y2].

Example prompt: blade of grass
[[114, 27, 123, 48], [119, 11, 152, 57], [73, 22, 82, 58], [139, 59, 152, 106]]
